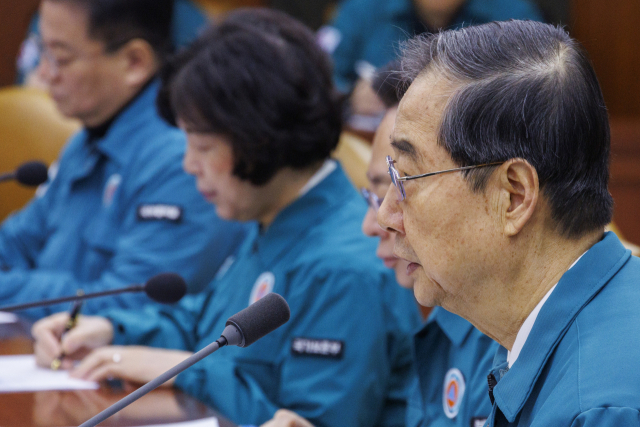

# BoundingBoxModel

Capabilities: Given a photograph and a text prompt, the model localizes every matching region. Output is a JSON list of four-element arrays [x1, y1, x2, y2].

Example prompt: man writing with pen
[[0, 0, 246, 320], [50, 298, 82, 370]]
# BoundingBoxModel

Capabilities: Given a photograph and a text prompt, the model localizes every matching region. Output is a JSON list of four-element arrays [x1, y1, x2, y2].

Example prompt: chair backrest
[[332, 131, 371, 190], [194, 0, 265, 16], [0, 86, 80, 221]]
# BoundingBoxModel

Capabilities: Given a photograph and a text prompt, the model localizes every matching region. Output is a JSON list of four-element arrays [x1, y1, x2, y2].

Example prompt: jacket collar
[[247, 162, 357, 266], [425, 307, 476, 347], [79, 79, 162, 166], [492, 232, 631, 421]]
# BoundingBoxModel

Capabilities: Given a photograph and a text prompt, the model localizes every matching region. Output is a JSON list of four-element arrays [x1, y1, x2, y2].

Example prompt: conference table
[[0, 319, 237, 427]]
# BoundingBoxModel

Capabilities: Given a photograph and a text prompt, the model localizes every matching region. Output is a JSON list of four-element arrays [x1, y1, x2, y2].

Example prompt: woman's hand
[[32, 313, 114, 370], [70, 346, 193, 386], [261, 409, 315, 427]]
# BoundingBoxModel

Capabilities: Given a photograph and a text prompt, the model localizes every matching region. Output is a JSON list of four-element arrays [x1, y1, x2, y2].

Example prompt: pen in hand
[[50, 295, 84, 371]]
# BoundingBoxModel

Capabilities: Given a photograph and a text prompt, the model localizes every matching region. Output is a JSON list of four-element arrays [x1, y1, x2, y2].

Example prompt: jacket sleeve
[[0, 179, 55, 272], [571, 408, 640, 426], [174, 268, 419, 427], [0, 149, 246, 320], [106, 292, 209, 352]]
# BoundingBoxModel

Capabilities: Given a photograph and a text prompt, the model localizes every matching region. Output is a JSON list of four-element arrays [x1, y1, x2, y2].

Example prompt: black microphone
[[77, 293, 290, 427], [0, 272, 187, 312], [0, 161, 49, 186]]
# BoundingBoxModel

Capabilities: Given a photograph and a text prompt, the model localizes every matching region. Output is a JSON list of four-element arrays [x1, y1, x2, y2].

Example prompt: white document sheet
[[143, 417, 220, 427], [0, 354, 99, 392], [0, 311, 18, 324]]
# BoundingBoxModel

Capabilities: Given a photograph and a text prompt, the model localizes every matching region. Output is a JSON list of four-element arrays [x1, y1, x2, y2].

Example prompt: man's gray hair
[[398, 20, 612, 238]]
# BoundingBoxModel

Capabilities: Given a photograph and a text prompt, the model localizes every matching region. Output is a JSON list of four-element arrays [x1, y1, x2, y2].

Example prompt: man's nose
[[377, 184, 405, 235]]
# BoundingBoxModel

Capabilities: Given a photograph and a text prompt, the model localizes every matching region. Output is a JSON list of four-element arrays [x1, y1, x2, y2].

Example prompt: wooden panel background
[[571, 0, 640, 244], [0, 0, 40, 87]]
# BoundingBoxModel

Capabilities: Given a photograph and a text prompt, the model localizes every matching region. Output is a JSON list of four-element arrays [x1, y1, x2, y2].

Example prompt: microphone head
[[15, 161, 48, 187], [144, 273, 187, 304], [225, 293, 290, 347]]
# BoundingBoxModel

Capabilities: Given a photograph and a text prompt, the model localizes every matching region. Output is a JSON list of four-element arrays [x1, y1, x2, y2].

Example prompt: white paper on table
[[0, 354, 99, 392], [0, 311, 18, 324], [141, 417, 220, 427]]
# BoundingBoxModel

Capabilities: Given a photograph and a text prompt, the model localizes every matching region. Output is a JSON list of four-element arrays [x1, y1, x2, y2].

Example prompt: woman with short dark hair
[[32, 9, 421, 427]]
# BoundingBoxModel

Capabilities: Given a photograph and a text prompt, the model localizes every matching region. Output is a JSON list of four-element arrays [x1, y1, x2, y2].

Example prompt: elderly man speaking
[[379, 20, 640, 427]]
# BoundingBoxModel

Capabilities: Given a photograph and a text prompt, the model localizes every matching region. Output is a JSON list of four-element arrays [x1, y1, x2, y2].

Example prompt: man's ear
[[497, 158, 539, 236], [120, 39, 158, 88]]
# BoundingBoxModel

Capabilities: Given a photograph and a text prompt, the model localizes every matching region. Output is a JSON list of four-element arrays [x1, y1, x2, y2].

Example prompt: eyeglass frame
[[386, 155, 503, 201], [37, 37, 128, 76], [360, 188, 383, 211]]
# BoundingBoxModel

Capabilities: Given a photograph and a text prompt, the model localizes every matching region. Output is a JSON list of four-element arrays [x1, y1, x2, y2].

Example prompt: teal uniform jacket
[[0, 80, 247, 319], [321, 0, 543, 92], [106, 163, 422, 427], [407, 308, 497, 427], [487, 232, 640, 426]]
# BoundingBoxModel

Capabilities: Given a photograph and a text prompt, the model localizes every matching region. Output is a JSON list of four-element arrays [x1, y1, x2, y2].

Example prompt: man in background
[[16, 0, 209, 87], [0, 0, 246, 319]]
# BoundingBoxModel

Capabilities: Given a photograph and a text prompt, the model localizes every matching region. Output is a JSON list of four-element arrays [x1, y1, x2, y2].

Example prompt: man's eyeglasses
[[360, 188, 383, 211], [37, 38, 124, 76], [386, 155, 503, 201]]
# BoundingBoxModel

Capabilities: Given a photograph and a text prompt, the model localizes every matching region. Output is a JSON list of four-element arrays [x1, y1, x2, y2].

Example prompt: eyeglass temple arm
[[398, 162, 503, 182]]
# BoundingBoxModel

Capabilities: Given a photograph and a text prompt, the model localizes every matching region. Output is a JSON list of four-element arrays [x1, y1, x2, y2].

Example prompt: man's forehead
[[392, 73, 453, 162], [40, 0, 91, 45]]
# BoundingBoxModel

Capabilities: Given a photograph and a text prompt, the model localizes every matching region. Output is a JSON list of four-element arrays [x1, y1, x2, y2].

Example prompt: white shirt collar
[[507, 251, 586, 368], [299, 159, 337, 196]]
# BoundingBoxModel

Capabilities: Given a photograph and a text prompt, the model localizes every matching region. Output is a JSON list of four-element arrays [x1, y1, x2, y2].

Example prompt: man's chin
[[412, 277, 441, 308]]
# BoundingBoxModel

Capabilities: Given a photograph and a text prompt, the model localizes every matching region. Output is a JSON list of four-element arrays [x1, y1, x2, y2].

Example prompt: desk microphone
[[0, 161, 49, 186], [0, 272, 187, 312], [78, 292, 290, 427]]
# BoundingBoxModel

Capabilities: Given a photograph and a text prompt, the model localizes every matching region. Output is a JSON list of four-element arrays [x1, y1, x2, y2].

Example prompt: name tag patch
[[471, 417, 488, 427], [137, 204, 183, 222], [291, 338, 344, 359]]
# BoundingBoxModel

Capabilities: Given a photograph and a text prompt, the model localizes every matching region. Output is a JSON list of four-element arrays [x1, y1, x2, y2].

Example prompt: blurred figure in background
[[17, 0, 209, 88], [318, 0, 543, 135], [32, 9, 420, 427], [0, 0, 246, 319]]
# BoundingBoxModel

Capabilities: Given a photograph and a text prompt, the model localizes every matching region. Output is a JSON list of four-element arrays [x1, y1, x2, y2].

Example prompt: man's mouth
[[406, 262, 421, 275]]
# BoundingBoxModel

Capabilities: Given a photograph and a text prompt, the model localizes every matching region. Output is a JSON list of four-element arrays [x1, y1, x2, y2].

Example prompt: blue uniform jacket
[[323, 0, 543, 91], [407, 307, 497, 427], [487, 232, 640, 426], [0, 81, 247, 319], [105, 164, 422, 427]]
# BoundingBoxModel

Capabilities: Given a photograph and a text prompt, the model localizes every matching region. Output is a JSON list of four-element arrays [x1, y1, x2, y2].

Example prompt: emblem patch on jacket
[[291, 338, 344, 359], [137, 204, 182, 222], [249, 272, 274, 305], [103, 174, 122, 207], [443, 368, 466, 419]]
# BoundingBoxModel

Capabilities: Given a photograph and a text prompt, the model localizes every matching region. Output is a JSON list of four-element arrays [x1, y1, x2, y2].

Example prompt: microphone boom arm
[[0, 285, 144, 312], [0, 171, 16, 183], [78, 324, 242, 427]]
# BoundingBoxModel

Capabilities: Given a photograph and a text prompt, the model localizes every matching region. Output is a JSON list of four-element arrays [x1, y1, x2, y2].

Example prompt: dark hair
[[371, 60, 403, 109], [399, 20, 612, 238], [158, 8, 342, 186], [47, 0, 173, 61]]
